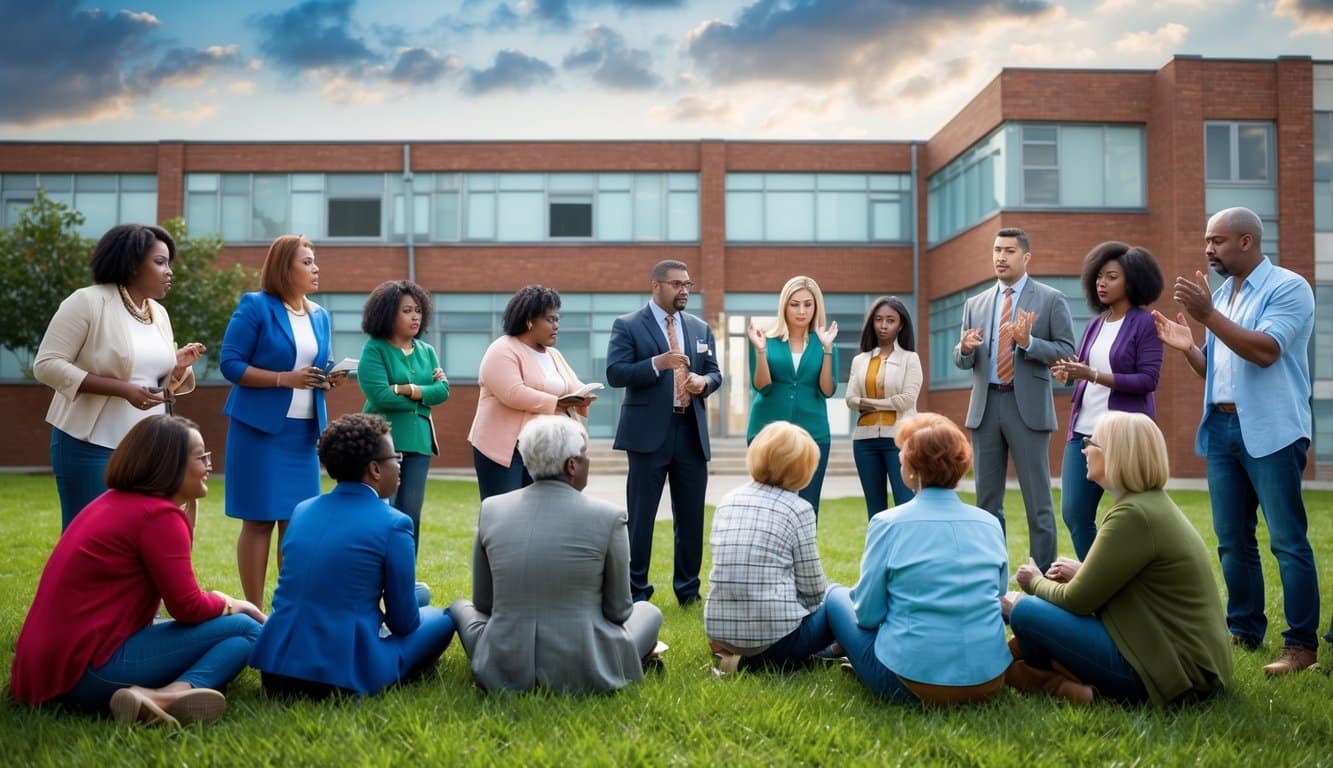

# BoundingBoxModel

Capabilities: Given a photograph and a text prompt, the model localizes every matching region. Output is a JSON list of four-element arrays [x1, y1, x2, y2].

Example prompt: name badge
[[696, 340, 709, 355]]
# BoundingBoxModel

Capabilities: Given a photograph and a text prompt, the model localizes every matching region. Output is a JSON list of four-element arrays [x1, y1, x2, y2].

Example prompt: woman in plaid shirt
[[705, 421, 834, 673]]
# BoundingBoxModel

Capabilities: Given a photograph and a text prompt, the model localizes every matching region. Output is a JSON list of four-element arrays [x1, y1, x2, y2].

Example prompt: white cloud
[[229, 80, 255, 94], [1274, 0, 1333, 34], [1114, 22, 1189, 55]]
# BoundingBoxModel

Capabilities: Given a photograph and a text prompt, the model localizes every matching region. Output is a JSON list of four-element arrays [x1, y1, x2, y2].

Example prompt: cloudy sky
[[1, 0, 1331, 143]]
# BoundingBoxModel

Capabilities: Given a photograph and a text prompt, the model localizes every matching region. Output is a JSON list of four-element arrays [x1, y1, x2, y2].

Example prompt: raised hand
[[1009, 309, 1036, 348], [1152, 310, 1194, 351], [746, 322, 767, 352], [1172, 271, 1215, 323], [814, 320, 839, 351], [959, 327, 983, 355], [175, 342, 206, 369]]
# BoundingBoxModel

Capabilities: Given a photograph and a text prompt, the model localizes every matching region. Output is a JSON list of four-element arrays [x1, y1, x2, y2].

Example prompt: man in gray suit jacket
[[449, 416, 664, 693], [953, 228, 1075, 571]]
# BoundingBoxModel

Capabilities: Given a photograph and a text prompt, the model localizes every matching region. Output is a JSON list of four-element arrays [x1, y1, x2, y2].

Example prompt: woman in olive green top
[[745, 276, 839, 516], [1004, 412, 1231, 706], [358, 281, 449, 555]]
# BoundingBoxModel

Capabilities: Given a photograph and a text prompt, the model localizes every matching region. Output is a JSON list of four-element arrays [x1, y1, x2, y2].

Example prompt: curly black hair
[[502, 285, 561, 337], [90, 224, 176, 285], [1080, 241, 1164, 312], [318, 413, 391, 482], [362, 280, 433, 339]]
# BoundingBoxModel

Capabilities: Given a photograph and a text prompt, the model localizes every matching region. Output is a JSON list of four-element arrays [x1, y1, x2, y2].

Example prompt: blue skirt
[[225, 417, 320, 521]]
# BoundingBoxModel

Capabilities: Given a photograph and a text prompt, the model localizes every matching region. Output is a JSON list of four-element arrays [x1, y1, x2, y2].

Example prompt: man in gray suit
[[449, 416, 664, 692], [953, 227, 1075, 571]]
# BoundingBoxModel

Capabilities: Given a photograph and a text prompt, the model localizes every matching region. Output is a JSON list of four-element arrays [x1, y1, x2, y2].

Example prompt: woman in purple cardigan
[[1050, 242, 1163, 559]]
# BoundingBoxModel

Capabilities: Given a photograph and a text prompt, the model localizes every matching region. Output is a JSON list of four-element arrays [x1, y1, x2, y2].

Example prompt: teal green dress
[[747, 338, 837, 515]]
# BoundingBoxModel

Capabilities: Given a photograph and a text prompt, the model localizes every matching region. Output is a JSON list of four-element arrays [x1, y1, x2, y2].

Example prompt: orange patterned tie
[[996, 288, 1015, 384], [665, 313, 689, 408]]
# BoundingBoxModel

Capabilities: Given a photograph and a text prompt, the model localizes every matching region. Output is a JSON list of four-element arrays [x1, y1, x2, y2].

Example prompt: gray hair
[[517, 416, 586, 480], [1211, 207, 1264, 242]]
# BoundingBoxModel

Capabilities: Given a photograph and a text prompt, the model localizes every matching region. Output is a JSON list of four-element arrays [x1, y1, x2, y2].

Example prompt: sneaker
[[1262, 645, 1321, 677]]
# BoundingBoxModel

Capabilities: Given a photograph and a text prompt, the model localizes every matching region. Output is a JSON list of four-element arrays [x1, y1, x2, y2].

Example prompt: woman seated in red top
[[10, 415, 266, 726]]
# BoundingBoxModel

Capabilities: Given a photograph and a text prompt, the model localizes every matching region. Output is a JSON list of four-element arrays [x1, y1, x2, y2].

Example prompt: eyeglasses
[[375, 452, 404, 465], [658, 280, 694, 291], [1081, 437, 1101, 450], [194, 452, 213, 470]]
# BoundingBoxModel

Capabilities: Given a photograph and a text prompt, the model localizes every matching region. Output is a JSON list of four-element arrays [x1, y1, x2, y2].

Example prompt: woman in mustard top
[[358, 281, 449, 555], [845, 296, 922, 518], [746, 276, 838, 516]]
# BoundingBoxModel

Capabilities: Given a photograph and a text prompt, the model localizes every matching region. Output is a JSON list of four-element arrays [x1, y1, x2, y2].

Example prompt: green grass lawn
[[2, 473, 1332, 767]]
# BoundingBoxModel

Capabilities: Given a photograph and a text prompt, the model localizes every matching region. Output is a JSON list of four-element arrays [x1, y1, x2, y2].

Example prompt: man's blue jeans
[[1204, 410, 1320, 649], [60, 615, 262, 712], [735, 603, 834, 671], [1009, 596, 1148, 704], [823, 586, 917, 703], [852, 437, 915, 519], [1060, 435, 1106, 560]]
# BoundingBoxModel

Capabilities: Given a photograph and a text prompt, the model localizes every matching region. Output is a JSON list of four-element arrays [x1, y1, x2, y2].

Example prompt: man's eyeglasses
[[658, 280, 694, 291], [1081, 437, 1101, 450], [194, 452, 213, 470], [375, 452, 404, 464]]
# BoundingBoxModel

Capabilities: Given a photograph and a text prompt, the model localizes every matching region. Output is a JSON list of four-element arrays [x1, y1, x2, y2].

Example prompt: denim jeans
[[1060, 435, 1106, 560], [1204, 410, 1319, 649], [1009, 596, 1147, 703], [736, 603, 835, 671], [50, 428, 114, 531], [60, 615, 262, 712], [393, 451, 432, 555], [823, 586, 917, 703], [473, 447, 532, 503], [797, 441, 832, 518], [853, 437, 915, 519]]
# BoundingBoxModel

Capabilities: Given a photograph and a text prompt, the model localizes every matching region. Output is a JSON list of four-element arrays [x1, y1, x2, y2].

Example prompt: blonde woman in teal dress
[[746, 275, 839, 517], [358, 281, 449, 555]]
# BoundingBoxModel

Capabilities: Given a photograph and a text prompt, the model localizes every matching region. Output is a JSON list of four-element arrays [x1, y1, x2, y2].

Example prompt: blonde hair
[[768, 275, 827, 342], [1094, 412, 1169, 495], [747, 421, 820, 492], [896, 413, 972, 489]]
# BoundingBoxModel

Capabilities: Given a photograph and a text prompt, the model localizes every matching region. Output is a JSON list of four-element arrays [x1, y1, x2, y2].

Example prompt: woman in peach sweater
[[468, 285, 596, 501]]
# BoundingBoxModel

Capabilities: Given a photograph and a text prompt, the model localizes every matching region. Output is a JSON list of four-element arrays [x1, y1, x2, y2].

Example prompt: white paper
[[568, 382, 604, 398], [328, 357, 359, 374]]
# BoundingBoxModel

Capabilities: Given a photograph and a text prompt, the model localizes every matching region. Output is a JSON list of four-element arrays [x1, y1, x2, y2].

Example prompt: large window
[[725, 173, 912, 243], [1315, 112, 1331, 232], [1204, 122, 1279, 260], [1, 173, 157, 237], [927, 123, 1146, 244], [187, 172, 698, 244]]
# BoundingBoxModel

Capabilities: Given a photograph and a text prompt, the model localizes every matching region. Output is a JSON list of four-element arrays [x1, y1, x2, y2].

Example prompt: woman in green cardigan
[[357, 281, 449, 555], [745, 276, 839, 516], [1004, 412, 1232, 706]]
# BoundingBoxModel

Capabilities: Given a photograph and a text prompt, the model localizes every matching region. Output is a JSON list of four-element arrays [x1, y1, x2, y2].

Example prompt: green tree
[[0, 189, 92, 376], [158, 218, 257, 376]]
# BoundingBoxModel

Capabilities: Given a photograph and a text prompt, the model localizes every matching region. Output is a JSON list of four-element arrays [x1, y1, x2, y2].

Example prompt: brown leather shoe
[[1263, 645, 1321, 677]]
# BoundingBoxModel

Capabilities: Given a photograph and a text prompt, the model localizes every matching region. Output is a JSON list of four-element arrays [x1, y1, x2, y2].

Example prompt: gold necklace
[[283, 299, 308, 316], [118, 284, 153, 325]]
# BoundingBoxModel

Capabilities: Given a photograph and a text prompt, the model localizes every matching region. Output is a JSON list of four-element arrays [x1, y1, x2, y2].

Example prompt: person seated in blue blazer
[[249, 414, 455, 697]]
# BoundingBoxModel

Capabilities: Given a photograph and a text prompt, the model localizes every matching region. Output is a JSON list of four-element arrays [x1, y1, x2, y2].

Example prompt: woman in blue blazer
[[220, 235, 347, 608], [1050, 242, 1163, 559], [745, 276, 839, 516], [250, 414, 455, 697]]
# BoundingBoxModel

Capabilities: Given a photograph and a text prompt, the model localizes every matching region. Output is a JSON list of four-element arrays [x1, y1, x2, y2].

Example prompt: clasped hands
[[959, 310, 1036, 355], [283, 366, 349, 391], [652, 351, 707, 395], [1000, 557, 1081, 619]]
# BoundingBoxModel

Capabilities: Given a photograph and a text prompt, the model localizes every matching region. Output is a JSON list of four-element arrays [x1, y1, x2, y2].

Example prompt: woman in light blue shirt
[[825, 412, 1011, 706]]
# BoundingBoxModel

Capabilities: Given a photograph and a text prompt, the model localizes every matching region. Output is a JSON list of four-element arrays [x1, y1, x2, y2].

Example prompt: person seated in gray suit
[[449, 416, 664, 693]]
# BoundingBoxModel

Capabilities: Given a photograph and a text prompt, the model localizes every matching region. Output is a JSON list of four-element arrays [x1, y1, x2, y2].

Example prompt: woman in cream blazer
[[34, 225, 202, 530], [845, 296, 921, 519], [467, 286, 594, 502]]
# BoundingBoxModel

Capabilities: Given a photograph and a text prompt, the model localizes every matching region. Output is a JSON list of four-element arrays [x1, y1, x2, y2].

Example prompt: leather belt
[[673, 406, 689, 414], [1214, 403, 1237, 414], [988, 383, 1014, 392]]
